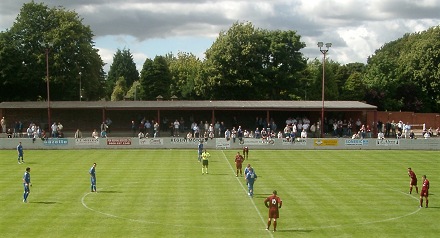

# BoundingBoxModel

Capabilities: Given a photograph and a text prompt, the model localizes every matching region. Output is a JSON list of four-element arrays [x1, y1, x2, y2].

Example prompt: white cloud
[[1, 0, 439, 69]]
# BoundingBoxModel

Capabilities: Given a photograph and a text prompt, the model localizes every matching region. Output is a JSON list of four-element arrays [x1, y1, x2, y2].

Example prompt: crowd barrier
[[1, 137, 439, 150]]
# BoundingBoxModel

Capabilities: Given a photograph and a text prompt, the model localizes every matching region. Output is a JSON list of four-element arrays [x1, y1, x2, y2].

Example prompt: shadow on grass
[[31, 201, 57, 204], [276, 229, 313, 233], [96, 190, 122, 194]]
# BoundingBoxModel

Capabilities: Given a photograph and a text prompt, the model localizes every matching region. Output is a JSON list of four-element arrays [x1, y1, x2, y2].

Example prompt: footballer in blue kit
[[22, 167, 31, 203], [197, 141, 203, 162], [245, 167, 257, 197], [89, 163, 97, 192], [17, 142, 24, 164]]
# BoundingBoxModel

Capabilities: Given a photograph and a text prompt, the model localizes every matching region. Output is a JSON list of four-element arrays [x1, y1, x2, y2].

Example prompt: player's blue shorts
[[23, 183, 30, 193]]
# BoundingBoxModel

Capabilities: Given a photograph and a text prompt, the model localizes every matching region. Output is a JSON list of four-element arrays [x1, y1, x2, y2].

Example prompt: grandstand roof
[[0, 100, 376, 111]]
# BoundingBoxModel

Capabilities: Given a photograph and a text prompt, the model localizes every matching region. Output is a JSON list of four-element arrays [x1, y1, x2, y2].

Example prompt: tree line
[[1, 2, 439, 112]]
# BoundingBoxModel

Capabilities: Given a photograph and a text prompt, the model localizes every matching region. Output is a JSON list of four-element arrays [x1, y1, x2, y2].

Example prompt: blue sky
[[1, 0, 439, 72]]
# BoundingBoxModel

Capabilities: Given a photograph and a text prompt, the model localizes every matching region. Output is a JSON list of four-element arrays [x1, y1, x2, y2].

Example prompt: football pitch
[[0, 149, 438, 238]]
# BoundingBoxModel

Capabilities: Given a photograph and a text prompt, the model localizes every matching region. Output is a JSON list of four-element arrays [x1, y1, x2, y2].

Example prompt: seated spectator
[[186, 131, 193, 139], [424, 131, 430, 139], [352, 132, 360, 139], [301, 129, 307, 138], [377, 131, 384, 140], [409, 130, 415, 139], [436, 127, 440, 136], [7, 128, 13, 138], [277, 131, 283, 138], [92, 129, 99, 139], [396, 131, 402, 139], [138, 131, 145, 139]]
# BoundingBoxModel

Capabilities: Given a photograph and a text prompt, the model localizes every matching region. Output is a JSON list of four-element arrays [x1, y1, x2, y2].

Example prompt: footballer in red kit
[[419, 175, 430, 208], [407, 167, 418, 194], [242, 146, 249, 160], [234, 152, 244, 177], [264, 190, 282, 232]]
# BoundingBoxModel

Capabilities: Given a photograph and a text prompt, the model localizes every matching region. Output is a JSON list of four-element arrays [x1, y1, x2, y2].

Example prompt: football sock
[[426, 200, 428, 207], [267, 221, 271, 229], [420, 199, 423, 207], [274, 220, 277, 230], [416, 187, 418, 193], [409, 187, 412, 193]]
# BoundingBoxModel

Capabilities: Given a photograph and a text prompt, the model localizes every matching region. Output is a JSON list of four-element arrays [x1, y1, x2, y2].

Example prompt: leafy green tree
[[125, 80, 144, 100], [168, 52, 203, 99], [107, 49, 139, 99], [139, 56, 172, 100], [304, 58, 339, 101], [111, 76, 127, 101], [0, 2, 105, 101], [364, 26, 440, 112], [340, 72, 366, 101], [203, 21, 307, 100]]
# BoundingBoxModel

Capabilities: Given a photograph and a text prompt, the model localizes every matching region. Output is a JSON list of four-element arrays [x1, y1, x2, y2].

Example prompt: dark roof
[[0, 100, 376, 111]]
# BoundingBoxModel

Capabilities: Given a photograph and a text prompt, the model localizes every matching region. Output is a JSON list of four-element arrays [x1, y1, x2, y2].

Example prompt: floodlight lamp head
[[317, 42, 324, 47], [325, 43, 332, 48]]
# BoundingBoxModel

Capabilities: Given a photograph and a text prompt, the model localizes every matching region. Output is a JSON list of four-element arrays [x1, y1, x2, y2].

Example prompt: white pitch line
[[283, 182, 423, 230], [220, 150, 274, 237]]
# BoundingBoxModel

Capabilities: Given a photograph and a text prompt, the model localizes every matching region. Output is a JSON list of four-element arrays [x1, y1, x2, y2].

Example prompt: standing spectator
[[243, 146, 249, 160], [57, 122, 63, 136], [105, 117, 112, 133], [234, 152, 244, 177], [419, 175, 430, 208], [201, 149, 210, 175], [231, 127, 237, 143], [89, 163, 97, 192], [74, 129, 83, 138], [51, 122, 58, 138], [100, 121, 108, 137], [355, 118, 362, 132], [1, 116, 6, 133], [131, 120, 136, 137], [264, 190, 283, 232], [17, 141, 25, 164], [153, 121, 160, 138], [162, 117, 168, 132], [145, 120, 152, 137], [173, 119, 180, 137], [385, 121, 391, 137], [22, 167, 31, 203], [214, 121, 221, 137], [310, 123, 316, 138], [224, 129, 231, 141], [404, 123, 411, 138], [245, 167, 257, 197], [179, 117, 185, 133]]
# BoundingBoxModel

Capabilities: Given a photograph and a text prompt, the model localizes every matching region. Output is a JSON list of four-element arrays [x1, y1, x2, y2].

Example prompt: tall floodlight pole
[[79, 72, 82, 101], [41, 42, 53, 131], [318, 42, 332, 138]]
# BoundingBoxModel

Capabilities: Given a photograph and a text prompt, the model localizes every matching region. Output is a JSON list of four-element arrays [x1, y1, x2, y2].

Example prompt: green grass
[[0, 149, 439, 237]]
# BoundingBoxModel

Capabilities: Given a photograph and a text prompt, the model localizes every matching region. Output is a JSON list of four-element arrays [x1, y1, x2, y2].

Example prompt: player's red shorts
[[410, 179, 417, 186], [421, 189, 428, 197], [236, 164, 242, 169], [268, 209, 279, 219]]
